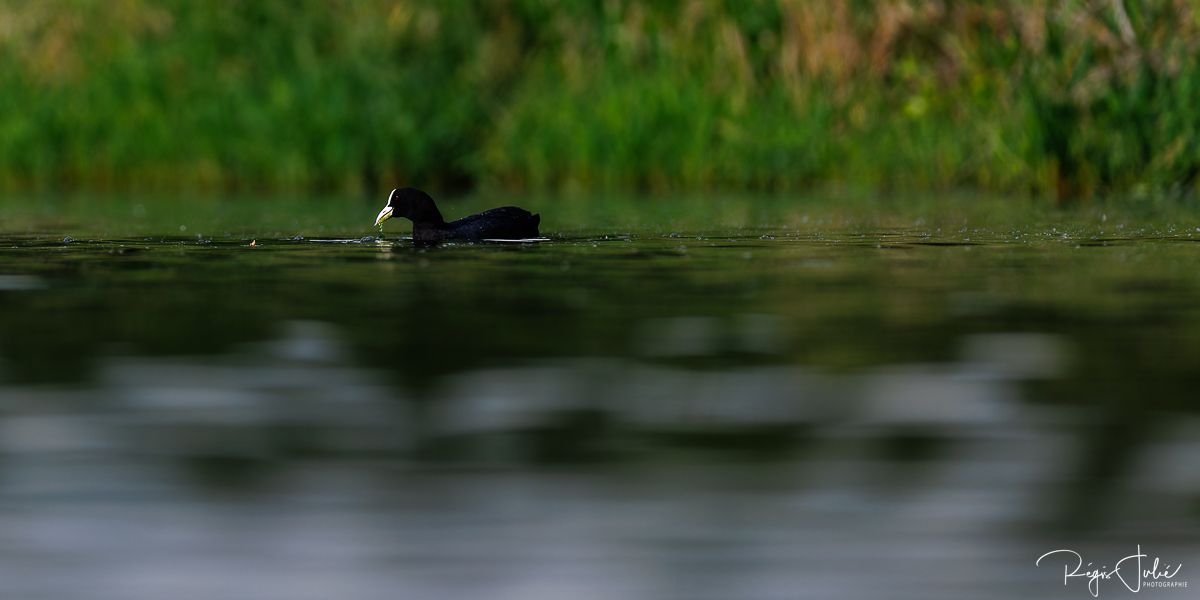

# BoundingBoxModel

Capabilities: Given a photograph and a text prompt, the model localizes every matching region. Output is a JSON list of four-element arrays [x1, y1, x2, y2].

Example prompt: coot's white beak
[[374, 205, 394, 227]]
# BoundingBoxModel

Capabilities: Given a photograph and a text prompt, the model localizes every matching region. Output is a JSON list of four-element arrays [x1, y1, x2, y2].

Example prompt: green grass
[[1, 1, 1198, 200]]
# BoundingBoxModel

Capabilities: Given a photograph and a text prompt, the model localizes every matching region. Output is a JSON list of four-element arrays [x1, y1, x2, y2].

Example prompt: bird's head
[[375, 187, 442, 227]]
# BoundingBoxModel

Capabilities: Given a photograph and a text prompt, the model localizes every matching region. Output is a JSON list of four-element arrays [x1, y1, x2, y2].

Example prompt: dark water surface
[[1, 194, 1199, 599]]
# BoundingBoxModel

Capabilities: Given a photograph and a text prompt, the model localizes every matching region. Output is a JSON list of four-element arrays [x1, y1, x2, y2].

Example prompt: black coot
[[374, 187, 540, 242]]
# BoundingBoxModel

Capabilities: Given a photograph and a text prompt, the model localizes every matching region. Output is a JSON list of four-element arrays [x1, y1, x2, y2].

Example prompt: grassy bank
[[1, 1, 1198, 199]]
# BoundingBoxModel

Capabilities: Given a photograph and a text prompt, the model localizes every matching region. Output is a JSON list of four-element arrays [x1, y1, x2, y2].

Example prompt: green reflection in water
[[1, 193, 1199, 392]]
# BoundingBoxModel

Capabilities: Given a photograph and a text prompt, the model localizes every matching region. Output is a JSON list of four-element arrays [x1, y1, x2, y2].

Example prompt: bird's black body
[[375, 188, 540, 242]]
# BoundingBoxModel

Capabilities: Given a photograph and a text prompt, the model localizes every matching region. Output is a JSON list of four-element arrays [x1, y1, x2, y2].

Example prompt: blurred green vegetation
[[1, 0, 1198, 200]]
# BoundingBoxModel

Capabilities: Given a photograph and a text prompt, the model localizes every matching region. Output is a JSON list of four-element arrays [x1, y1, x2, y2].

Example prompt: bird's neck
[[410, 201, 446, 227]]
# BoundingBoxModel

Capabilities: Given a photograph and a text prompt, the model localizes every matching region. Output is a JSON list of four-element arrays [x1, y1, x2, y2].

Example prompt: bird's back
[[446, 206, 540, 240]]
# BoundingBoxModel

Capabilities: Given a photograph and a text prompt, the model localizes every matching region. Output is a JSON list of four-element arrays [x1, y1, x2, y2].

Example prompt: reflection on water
[[2, 222, 1200, 599]]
